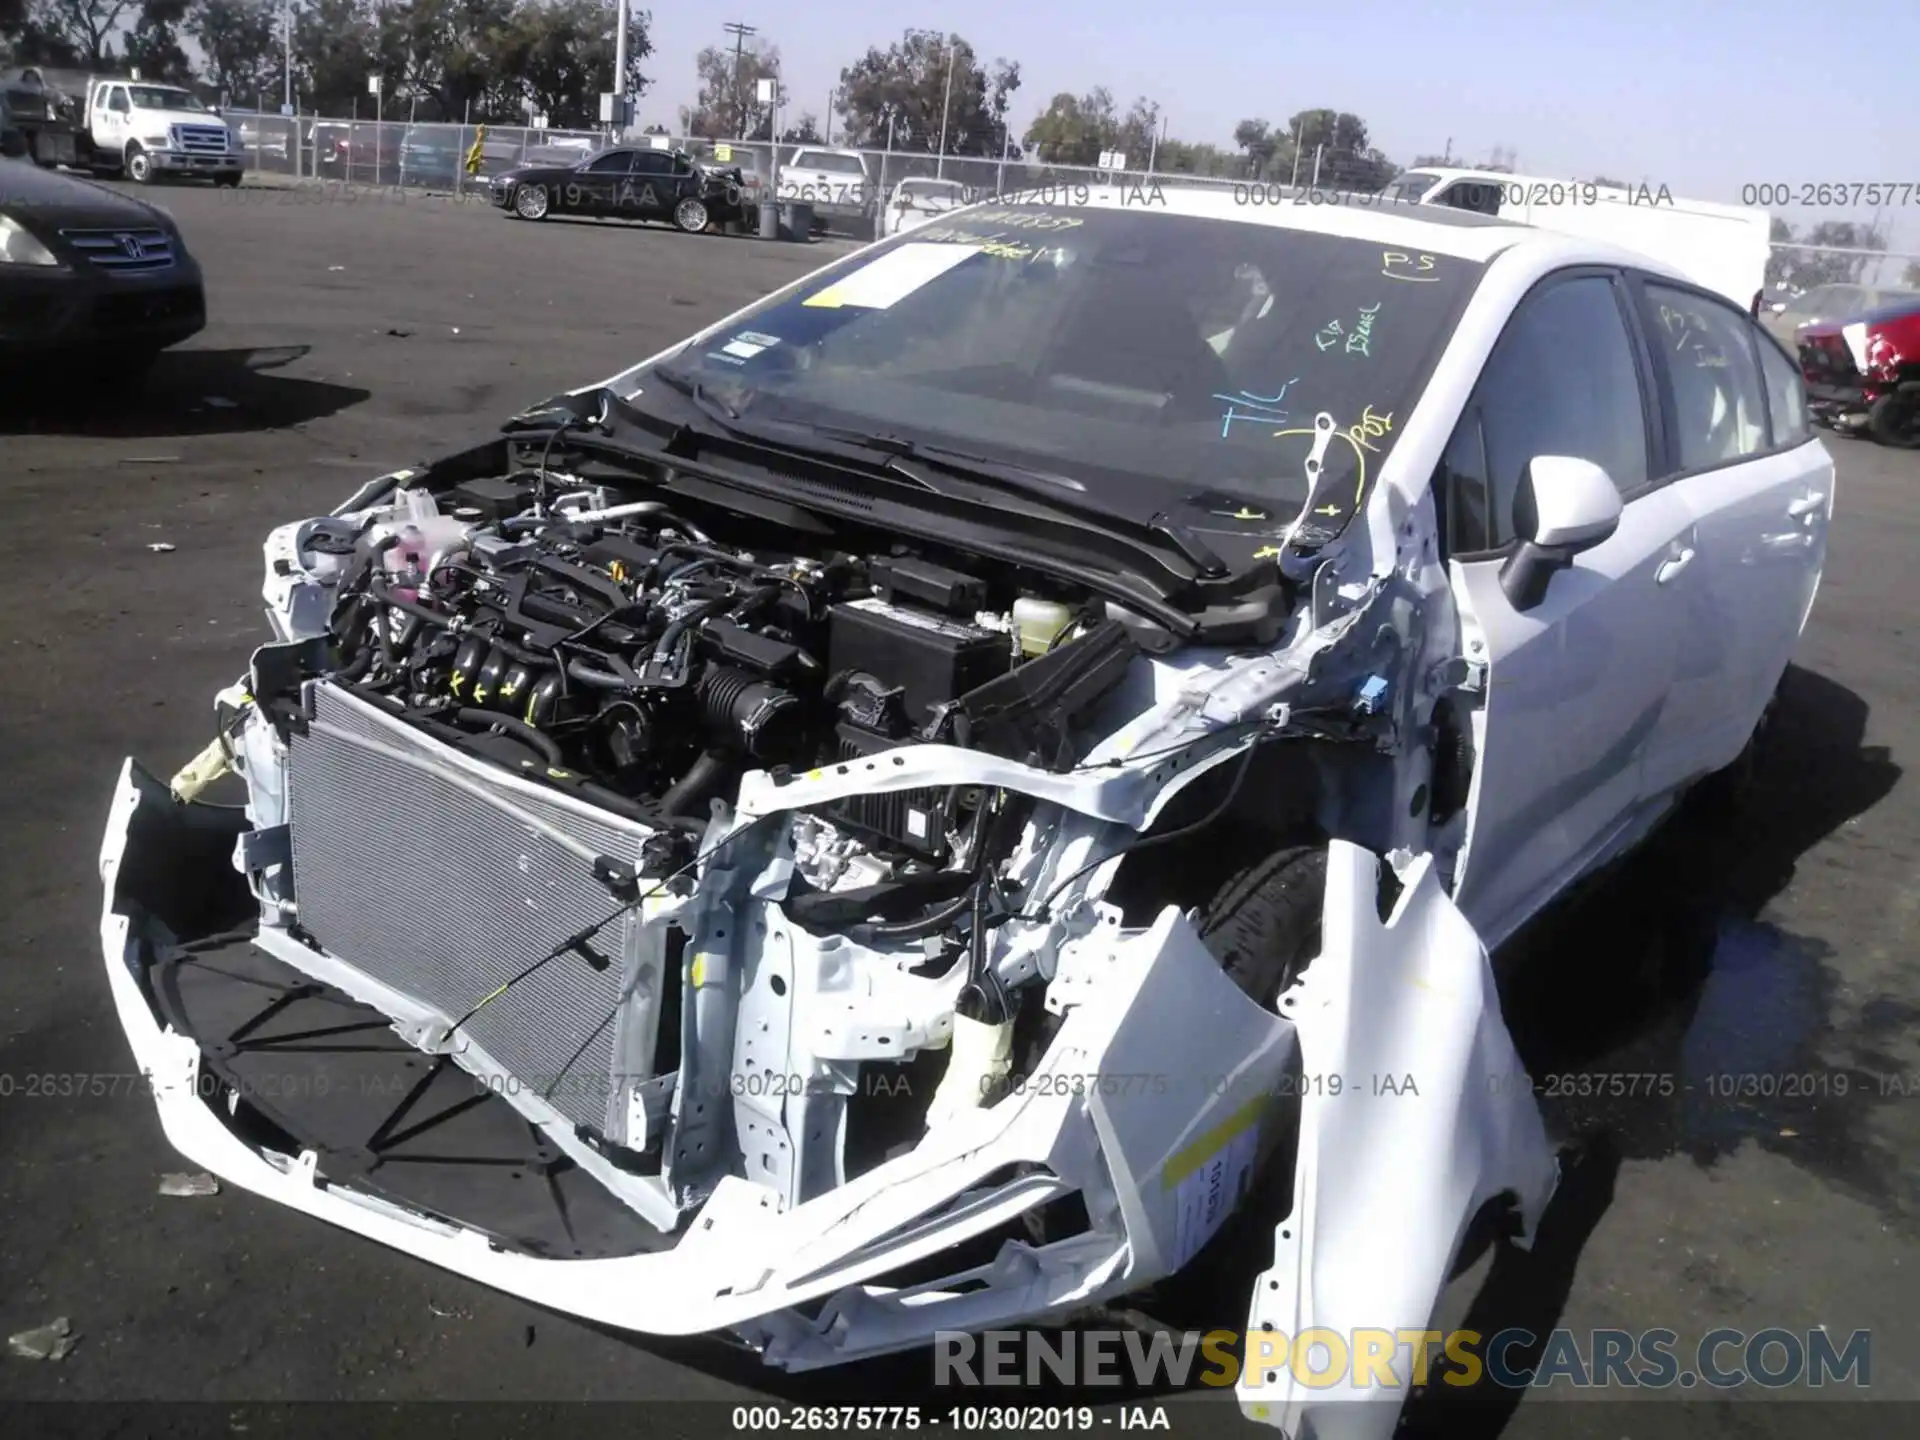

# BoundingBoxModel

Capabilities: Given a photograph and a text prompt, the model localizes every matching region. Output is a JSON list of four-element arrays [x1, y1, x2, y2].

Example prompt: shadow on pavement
[[0, 344, 368, 438]]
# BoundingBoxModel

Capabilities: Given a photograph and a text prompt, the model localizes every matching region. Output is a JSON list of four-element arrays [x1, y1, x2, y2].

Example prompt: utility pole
[[280, 0, 293, 112], [613, 0, 629, 133], [723, 21, 756, 139], [935, 35, 955, 178]]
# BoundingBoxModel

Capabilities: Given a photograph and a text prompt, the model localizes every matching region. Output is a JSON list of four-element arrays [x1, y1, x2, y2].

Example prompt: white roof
[[963, 183, 1704, 290], [975, 184, 1528, 261]]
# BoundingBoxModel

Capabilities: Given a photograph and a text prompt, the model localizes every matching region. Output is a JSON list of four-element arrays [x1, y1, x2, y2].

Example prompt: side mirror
[[1498, 455, 1621, 611]]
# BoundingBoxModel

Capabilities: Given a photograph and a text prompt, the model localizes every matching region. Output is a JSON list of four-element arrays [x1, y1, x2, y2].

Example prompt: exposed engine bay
[[304, 466, 1152, 861], [100, 434, 1560, 1440]]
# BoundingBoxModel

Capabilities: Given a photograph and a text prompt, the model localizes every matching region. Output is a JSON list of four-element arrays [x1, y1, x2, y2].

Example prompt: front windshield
[[130, 86, 205, 111], [624, 205, 1484, 531]]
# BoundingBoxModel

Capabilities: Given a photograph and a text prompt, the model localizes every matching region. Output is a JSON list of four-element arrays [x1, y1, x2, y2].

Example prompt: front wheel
[[214, 171, 242, 189], [513, 183, 549, 220], [673, 197, 710, 234], [125, 145, 155, 184], [1867, 390, 1920, 448], [1198, 843, 1327, 1006]]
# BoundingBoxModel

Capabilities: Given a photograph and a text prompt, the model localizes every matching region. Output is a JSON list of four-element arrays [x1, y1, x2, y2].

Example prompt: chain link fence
[[216, 112, 1920, 291]]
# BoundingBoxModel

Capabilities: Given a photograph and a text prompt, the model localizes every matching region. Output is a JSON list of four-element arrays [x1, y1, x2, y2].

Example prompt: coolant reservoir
[[381, 490, 471, 597], [1012, 596, 1074, 658]]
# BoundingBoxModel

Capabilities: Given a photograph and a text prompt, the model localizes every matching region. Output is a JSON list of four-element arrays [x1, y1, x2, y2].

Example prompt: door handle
[[1655, 545, 1696, 584], [1786, 491, 1827, 519]]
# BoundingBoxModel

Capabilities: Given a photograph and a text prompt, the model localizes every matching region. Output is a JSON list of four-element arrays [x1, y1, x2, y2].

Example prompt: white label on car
[[803, 241, 983, 310], [720, 331, 782, 359], [1169, 1116, 1260, 1270], [846, 596, 986, 640]]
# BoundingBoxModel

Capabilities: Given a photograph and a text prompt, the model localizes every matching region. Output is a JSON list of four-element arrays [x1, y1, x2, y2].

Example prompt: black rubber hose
[[845, 891, 975, 946], [454, 707, 564, 765]]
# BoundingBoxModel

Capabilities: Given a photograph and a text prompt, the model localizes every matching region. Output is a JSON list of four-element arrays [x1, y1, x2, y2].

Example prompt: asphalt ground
[[0, 177, 1916, 1439]]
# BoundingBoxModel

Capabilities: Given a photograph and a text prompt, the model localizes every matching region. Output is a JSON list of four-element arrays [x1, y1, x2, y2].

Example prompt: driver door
[[94, 85, 131, 154], [573, 150, 636, 214], [1441, 269, 1692, 947]]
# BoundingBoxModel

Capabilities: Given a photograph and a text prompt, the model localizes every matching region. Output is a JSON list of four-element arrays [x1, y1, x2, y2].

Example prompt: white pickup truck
[[81, 77, 242, 185], [776, 146, 874, 235]]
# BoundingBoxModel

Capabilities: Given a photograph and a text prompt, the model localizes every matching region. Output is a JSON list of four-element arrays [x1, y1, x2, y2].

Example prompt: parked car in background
[[398, 125, 462, 189], [312, 121, 403, 184], [488, 145, 747, 232], [777, 145, 874, 235], [1796, 294, 1920, 446], [879, 176, 971, 237], [1760, 282, 1920, 346], [1, 149, 205, 379], [688, 141, 769, 209]]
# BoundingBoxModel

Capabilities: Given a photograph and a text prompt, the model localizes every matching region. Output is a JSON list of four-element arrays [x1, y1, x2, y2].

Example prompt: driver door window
[[1446, 274, 1652, 553]]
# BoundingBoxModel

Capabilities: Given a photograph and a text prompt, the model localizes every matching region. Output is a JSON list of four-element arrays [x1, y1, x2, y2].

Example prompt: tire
[[513, 183, 549, 220], [1196, 844, 1327, 1006], [125, 145, 154, 184], [214, 171, 242, 189], [673, 197, 710, 234], [1867, 391, 1920, 449]]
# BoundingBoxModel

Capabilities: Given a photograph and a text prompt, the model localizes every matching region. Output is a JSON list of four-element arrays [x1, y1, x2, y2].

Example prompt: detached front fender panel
[[1239, 840, 1558, 1437]]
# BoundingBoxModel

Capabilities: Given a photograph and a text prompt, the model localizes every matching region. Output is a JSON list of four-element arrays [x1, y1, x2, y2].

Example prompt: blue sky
[[635, 0, 1920, 253]]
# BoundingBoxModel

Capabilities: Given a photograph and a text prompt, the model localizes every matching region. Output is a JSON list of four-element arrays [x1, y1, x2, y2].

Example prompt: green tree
[[291, 0, 377, 115], [24, 0, 134, 64], [835, 28, 1018, 156], [1233, 118, 1286, 179], [188, 0, 279, 104], [679, 37, 778, 139], [1022, 87, 1115, 165], [779, 110, 819, 144], [492, 0, 647, 127], [123, 0, 192, 84], [1904, 260, 1920, 289]]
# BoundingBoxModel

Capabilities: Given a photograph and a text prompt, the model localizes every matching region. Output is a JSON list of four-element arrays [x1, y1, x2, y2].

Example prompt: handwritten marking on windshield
[[914, 226, 1057, 263], [1253, 545, 1283, 559], [963, 209, 1084, 232], [1382, 251, 1438, 282], [1347, 405, 1394, 452], [1315, 302, 1382, 356], [1214, 381, 1301, 438], [1213, 506, 1271, 521], [1266, 405, 1390, 526]]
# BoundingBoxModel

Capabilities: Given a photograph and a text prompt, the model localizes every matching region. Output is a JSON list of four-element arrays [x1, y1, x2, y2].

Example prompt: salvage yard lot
[[0, 180, 1917, 1436]]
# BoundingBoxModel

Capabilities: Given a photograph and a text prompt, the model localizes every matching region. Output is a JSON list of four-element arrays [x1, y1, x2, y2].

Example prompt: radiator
[[285, 682, 654, 1134]]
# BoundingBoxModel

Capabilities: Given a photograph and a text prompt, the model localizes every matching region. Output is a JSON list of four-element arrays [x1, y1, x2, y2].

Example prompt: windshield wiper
[[642, 366, 746, 424], [788, 422, 1088, 495], [794, 424, 1228, 577]]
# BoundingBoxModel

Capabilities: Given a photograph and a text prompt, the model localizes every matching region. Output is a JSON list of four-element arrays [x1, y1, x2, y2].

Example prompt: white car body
[[84, 76, 241, 183], [100, 188, 1831, 1438], [880, 178, 971, 238], [1388, 166, 1773, 312]]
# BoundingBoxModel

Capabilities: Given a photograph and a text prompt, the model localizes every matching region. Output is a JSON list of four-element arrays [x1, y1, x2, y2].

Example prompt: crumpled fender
[[1238, 841, 1558, 1437]]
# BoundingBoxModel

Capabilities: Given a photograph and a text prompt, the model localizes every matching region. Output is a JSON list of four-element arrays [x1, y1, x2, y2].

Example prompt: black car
[[488, 145, 747, 233], [0, 147, 205, 377]]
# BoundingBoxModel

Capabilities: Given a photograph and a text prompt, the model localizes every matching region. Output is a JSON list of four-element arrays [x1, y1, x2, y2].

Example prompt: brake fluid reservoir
[[1013, 596, 1073, 658]]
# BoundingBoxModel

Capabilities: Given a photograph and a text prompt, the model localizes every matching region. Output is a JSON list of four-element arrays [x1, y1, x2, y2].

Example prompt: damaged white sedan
[[100, 190, 1831, 1435]]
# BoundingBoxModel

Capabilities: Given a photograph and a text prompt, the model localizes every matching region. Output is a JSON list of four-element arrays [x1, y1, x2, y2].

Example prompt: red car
[[1797, 296, 1920, 447]]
